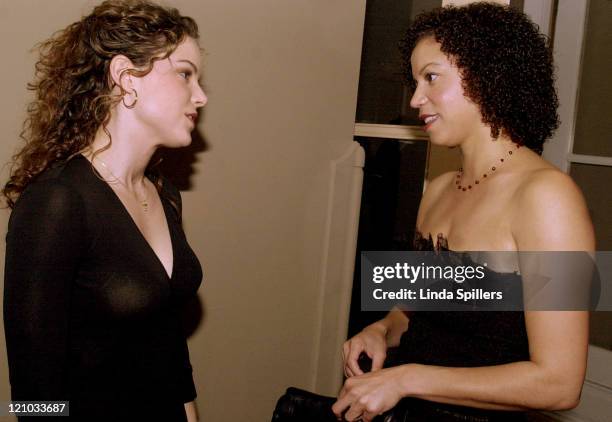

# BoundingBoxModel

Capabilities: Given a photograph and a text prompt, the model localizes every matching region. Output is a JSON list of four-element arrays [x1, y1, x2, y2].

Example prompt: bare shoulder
[[515, 167, 585, 214], [512, 167, 595, 251]]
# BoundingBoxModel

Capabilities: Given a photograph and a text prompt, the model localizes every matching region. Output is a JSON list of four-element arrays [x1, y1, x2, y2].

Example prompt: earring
[[122, 89, 138, 109]]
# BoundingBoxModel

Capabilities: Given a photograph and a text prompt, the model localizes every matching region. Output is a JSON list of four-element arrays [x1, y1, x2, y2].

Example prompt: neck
[[87, 117, 157, 189], [458, 130, 517, 183]]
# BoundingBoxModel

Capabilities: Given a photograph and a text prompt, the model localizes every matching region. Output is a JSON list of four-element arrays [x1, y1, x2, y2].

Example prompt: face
[[130, 37, 207, 148], [409, 37, 484, 146]]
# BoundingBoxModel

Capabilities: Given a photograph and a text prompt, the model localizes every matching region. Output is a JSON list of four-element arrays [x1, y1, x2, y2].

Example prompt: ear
[[109, 55, 136, 93]]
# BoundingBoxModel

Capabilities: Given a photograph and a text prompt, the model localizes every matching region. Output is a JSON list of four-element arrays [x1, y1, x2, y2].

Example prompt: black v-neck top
[[4, 155, 202, 421]]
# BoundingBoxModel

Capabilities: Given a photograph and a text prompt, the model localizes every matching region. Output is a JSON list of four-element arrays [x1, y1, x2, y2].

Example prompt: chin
[[165, 134, 193, 148], [428, 134, 459, 148], [176, 138, 193, 148]]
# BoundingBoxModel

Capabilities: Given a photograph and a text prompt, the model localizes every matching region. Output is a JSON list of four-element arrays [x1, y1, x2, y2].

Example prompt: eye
[[425, 73, 438, 83], [178, 70, 192, 80]]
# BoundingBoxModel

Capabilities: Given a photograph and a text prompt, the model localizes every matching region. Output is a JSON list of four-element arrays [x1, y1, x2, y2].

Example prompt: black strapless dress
[[387, 232, 530, 421]]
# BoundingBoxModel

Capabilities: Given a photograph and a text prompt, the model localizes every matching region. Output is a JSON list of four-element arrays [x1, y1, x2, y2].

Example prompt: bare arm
[[397, 310, 588, 411]]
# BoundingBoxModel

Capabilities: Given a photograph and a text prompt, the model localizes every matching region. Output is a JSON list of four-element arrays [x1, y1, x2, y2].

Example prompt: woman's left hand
[[332, 365, 411, 421]]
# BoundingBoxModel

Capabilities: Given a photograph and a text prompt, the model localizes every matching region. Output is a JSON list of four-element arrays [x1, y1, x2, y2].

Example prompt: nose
[[193, 84, 208, 108], [409, 83, 427, 109]]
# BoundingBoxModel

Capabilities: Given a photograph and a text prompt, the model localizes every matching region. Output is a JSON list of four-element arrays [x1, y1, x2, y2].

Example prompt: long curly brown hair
[[2, 0, 199, 208]]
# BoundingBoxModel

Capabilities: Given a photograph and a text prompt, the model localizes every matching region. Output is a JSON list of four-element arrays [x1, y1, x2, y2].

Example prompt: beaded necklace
[[455, 144, 521, 191]]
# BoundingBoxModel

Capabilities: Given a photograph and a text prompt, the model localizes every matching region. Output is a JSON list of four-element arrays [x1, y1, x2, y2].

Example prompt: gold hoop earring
[[122, 89, 138, 109]]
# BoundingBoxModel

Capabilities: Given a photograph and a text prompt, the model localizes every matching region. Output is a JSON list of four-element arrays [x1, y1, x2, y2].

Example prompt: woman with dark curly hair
[[334, 3, 594, 421], [3, 0, 206, 420]]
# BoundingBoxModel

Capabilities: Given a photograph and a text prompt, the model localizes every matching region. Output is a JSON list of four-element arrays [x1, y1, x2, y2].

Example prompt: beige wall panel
[[0, 0, 367, 420]]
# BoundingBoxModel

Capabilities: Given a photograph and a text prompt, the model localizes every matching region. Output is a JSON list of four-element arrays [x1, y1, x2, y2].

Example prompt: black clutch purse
[[271, 353, 409, 421], [271, 387, 338, 422], [271, 387, 528, 422], [271, 387, 405, 422]]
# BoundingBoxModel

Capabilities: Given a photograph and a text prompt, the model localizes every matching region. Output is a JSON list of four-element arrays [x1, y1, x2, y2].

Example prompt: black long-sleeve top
[[4, 155, 202, 421]]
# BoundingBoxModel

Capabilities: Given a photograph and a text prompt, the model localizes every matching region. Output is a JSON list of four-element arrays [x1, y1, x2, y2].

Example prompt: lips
[[419, 114, 439, 131], [185, 113, 197, 123]]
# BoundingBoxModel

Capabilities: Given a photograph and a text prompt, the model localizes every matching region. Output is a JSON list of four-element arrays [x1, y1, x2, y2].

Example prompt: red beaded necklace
[[455, 144, 521, 191]]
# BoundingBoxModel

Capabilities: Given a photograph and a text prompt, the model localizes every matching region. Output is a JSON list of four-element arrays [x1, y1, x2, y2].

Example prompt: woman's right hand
[[342, 322, 388, 377]]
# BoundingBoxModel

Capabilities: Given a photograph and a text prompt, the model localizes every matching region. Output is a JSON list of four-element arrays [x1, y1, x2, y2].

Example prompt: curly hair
[[400, 2, 559, 153], [3, 0, 199, 208]]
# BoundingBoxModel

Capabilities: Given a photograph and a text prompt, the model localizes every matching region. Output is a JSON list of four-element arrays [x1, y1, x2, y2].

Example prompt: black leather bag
[[271, 387, 338, 422], [271, 349, 529, 422], [271, 387, 529, 422], [271, 353, 398, 422], [271, 387, 408, 421]]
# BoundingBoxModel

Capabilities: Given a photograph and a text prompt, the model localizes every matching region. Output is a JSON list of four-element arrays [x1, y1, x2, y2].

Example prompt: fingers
[[347, 345, 365, 376], [342, 401, 379, 422], [346, 341, 366, 376], [343, 342, 358, 378], [331, 393, 350, 420], [343, 340, 365, 377], [335, 377, 388, 422], [360, 410, 378, 422], [335, 379, 366, 421], [343, 401, 365, 421], [343, 342, 350, 377], [370, 351, 386, 372], [343, 341, 349, 363], [345, 366, 355, 378], [335, 369, 398, 422], [343, 324, 388, 379]]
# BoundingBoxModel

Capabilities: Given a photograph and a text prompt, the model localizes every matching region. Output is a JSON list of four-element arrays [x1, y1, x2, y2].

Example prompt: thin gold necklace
[[96, 158, 150, 213]]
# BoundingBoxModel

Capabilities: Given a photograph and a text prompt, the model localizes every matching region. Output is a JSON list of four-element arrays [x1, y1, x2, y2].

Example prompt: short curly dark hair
[[400, 2, 559, 153]]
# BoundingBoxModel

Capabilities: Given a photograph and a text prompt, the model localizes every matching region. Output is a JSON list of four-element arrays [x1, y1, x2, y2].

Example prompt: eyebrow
[[417, 61, 442, 75], [176, 59, 199, 75]]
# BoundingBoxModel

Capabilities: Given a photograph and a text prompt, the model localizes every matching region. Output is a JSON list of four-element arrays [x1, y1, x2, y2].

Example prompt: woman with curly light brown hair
[[3, 1, 206, 420]]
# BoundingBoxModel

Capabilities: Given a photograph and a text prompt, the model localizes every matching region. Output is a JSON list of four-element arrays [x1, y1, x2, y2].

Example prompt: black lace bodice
[[397, 232, 530, 367]]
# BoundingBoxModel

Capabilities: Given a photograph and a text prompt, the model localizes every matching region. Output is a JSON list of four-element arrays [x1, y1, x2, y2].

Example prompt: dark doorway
[[347, 138, 427, 338]]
